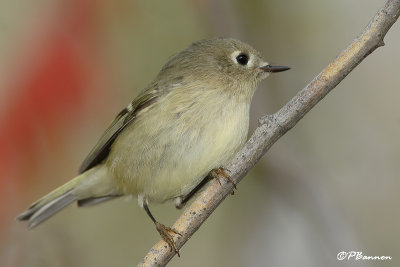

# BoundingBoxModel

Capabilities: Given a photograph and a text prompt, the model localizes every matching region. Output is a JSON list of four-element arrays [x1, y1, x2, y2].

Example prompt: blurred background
[[1, 0, 399, 266]]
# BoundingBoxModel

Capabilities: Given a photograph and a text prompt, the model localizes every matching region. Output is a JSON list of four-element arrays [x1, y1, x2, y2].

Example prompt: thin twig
[[138, 1, 400, 266]]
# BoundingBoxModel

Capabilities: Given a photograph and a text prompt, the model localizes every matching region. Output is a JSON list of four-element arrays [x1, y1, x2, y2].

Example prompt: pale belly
[[106, 94, 250, 204]]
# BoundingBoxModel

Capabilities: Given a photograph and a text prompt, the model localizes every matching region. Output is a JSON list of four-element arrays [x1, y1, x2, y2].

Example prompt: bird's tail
[[17, 165, 117, 229]]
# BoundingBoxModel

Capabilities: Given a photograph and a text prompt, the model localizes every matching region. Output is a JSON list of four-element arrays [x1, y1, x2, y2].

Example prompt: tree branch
[[138, 1, 400, 266]]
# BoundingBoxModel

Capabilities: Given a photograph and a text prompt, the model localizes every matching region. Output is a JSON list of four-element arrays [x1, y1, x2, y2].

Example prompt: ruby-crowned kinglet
[[17, 38, 289, 254]]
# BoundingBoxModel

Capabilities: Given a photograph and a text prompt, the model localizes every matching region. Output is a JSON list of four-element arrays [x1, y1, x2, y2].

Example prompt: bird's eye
[[236, 53, 249, 65]]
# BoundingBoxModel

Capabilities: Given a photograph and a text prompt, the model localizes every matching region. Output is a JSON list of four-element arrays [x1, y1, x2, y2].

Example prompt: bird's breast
[[108, 87, 251, 203]]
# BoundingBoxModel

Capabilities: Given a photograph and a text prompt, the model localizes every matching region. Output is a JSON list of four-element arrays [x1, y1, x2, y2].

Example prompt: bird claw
[[155, 222, 182, 257], [210, 167, 236, 194]]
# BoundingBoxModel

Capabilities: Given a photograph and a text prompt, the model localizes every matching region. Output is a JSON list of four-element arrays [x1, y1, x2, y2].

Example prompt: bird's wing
[[78, 89, 159, 173]]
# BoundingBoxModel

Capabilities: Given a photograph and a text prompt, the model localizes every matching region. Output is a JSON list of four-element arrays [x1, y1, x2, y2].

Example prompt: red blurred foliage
[[0, 0, 109, 230]]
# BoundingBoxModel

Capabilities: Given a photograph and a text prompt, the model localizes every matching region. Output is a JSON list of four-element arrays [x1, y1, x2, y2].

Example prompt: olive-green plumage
[[17, 38, 289, 232]]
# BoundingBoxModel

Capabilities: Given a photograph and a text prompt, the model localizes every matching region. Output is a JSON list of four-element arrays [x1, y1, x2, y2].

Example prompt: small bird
[[17, 38, 289, 255]]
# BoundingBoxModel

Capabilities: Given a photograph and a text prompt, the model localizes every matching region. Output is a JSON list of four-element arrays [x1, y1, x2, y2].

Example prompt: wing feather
[[79, 91, 159, 173]]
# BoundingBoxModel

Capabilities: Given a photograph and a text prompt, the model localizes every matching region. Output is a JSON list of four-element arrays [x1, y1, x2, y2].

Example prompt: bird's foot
[[210, 167, 236, 195], [155, 222, 182, 257]]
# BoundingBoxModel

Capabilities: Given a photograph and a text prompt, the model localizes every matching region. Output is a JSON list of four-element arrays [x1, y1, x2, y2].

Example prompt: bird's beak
[[259, 64, 290, 73]]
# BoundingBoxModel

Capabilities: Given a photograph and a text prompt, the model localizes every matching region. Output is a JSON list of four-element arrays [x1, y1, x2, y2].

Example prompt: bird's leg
[[175, 167, 236, 209], [174, 175, 212, 209], [210, 167, 236, 194], [143, 202, 182, 256]]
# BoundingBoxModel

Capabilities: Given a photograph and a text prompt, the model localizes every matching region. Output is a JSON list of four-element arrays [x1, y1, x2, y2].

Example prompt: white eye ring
[[231, 50, 254, 67]]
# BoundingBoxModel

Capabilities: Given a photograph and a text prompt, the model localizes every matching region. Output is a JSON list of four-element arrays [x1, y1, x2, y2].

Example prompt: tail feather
[[77, 195, 120, 207], [21, 191, 77, 229], [17, 165, 116, 229]]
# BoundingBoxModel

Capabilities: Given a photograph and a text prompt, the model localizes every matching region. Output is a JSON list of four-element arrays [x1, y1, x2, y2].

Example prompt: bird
[[17, 37, 289, 255]]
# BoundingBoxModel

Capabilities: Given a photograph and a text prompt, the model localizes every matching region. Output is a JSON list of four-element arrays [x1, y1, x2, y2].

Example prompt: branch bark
[[139, 1, 400, 266]]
